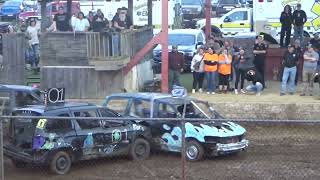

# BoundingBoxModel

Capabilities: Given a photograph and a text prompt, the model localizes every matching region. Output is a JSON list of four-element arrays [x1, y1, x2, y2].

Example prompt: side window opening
[[74, 110, 101, 129], [129, 99, 151, 118], [0, 91, 10, 115], [105, 98, 130, 115], [45, 113, 73, 133], [157, 103, 177, 118]]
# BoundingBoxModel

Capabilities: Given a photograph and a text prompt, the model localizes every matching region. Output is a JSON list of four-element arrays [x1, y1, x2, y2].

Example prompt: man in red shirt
[[169, 45, 184, 90]]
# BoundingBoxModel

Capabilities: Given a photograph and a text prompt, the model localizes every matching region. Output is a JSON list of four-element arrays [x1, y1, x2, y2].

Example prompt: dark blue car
[[0, 0, 24, 21]]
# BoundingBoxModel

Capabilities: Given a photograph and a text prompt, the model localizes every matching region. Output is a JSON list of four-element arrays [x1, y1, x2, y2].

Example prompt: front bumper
[[216, 139, 249, 153], [4, 145, 48, 164]]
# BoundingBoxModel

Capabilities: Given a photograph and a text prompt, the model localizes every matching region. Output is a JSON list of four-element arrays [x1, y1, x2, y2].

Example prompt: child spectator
[[218, 48, 232, 93], [203, 47, 219, 94]]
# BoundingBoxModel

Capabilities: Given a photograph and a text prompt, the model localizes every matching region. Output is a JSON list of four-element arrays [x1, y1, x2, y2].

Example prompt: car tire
[[130, 138, 150, 161], [11, 159, 27, 168], [50, 151, 72, 175], [185, 140, 204, 162]]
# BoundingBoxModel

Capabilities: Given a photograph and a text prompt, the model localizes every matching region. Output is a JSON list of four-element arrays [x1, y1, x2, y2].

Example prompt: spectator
[[26, 18, 40, 68], [301, 45, 319, 96], [218, 48, 232, 93], [292, 3, 307, 44], [280, 5, 292, 47], [309, 34, 320, 52], [113, 7, 133, 31], [245, 67, 264, 96], [112, 8, 121, 27], [234, 47, 248, 94], [191, 46, 205, 94], [253, 35, 267, 88], [203, 47, 219, 94], [280, 45, 299, 96], [87, 11, 94, 31], [47, 6, 70, 32], [72, 12, 90, 32], [92, 9, 109, 32], [206, 35, 221, 53], [169, 45, 184, 90]]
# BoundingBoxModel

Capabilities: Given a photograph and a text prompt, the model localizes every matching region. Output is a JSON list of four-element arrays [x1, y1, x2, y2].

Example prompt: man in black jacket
[[280, 45, 299, 96], [245, 67, 263, 96], [293, 3, 307, 44], [280, 5, 292, 47]]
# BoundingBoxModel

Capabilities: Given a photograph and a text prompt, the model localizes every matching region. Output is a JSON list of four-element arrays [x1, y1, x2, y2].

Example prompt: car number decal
[[36, 119, 47, 129]]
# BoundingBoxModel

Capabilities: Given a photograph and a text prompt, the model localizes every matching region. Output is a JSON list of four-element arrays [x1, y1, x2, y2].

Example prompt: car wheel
[[130, 138, 150, 160], [185, 140, 204, 162], [50, 151, 72, 175], [11, 159, 27, 168]]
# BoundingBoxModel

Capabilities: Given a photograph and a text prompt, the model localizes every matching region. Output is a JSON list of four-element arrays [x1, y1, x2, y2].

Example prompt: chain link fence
[[0, 116, 320, 180]]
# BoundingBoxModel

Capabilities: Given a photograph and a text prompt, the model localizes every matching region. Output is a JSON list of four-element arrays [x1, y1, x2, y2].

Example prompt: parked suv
[[153, 29, 205, 73], [4, 103, 151, 174], [216, 0, 246, 17], [180, 0, 204, 28]]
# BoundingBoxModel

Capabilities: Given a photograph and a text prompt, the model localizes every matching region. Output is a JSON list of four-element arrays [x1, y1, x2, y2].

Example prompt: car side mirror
[[196, 42, 204, 49], [224, 16, 231, 22]]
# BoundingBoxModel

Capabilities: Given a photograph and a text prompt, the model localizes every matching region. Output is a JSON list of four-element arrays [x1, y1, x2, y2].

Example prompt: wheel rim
[[135, 144, 147, 158], [186, 145, 198, 160], [56, 156, 68, 171]]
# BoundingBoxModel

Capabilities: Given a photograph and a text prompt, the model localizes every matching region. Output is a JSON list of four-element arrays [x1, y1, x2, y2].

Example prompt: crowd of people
[[47, 6, 133, 32], [169, 32, 320, 97]]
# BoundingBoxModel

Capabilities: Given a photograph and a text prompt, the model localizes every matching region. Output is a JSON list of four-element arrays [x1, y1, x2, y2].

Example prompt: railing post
[[0, 118, 4, 180]]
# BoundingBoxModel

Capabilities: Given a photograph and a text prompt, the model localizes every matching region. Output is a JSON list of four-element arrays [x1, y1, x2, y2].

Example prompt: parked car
[[4, 103, 151, 174], [0, 84, 42, 115], [103, 93, 249, 161], [216, 0, 246, 17], [153, 29, 205, 73], [0, 0, 25, 21], [180, 0, 204, 28]]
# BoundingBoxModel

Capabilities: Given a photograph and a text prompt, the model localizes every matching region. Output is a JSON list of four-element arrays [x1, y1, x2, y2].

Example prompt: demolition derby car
[[4, 103, 151, 174], [103, 92, 249, 161]]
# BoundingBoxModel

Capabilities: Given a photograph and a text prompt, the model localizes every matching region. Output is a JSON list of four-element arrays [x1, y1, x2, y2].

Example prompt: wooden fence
[[0, 33, 26, 85]]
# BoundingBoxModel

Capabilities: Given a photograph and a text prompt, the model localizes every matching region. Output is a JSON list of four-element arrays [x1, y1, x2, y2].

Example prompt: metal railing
[[0, 115, 320, 180]]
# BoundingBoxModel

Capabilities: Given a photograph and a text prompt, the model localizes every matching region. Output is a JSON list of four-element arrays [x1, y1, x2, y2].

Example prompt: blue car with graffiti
[[104, 93, 249, 161], [4, 102, 151, 175]]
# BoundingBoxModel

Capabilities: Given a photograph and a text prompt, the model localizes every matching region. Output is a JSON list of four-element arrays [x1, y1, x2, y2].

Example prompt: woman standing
[[280, 5, 292, 47], [234, 47, 248, 94], [72, 12, 90, 32], [218, 48, 232, 93], [191, 46, 205, 93], [204, 47, 219, 94]]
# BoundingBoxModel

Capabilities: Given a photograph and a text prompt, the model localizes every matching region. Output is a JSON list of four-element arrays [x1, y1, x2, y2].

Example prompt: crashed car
[[103, 93, 249, 161], [0, 84, 42, 115], [4, 102, 151, 174]]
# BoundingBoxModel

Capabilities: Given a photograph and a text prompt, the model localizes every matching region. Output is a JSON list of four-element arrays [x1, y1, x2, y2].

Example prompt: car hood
[[196, 18, 221, 28], [185, 121, 246, 142], [154, 44, 195, 52]]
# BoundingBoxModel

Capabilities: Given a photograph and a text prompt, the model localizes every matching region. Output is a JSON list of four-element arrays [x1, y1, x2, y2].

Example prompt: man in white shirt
[[72, 12, 89, 32]]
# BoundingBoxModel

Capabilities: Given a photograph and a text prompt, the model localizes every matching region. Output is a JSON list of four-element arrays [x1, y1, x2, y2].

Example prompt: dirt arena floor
[[4, 124, 320, 180]]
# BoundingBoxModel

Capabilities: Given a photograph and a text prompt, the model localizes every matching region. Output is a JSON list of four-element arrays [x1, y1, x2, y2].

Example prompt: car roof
[[16, 102, 98, 114], [168, 29, 203, 35], [0, 84, 38, 92], [106, 93, 199, 103]]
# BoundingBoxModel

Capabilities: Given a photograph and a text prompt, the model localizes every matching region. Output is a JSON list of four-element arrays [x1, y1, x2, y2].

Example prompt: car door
[[221, 10, 251, 34], [98, 108, 132, 156], [152, 101, 182, 152], [71, 108, 104, 159]]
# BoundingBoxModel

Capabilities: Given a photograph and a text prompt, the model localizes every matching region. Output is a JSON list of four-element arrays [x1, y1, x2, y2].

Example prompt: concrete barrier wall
[[214, 102, 320, 120]]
